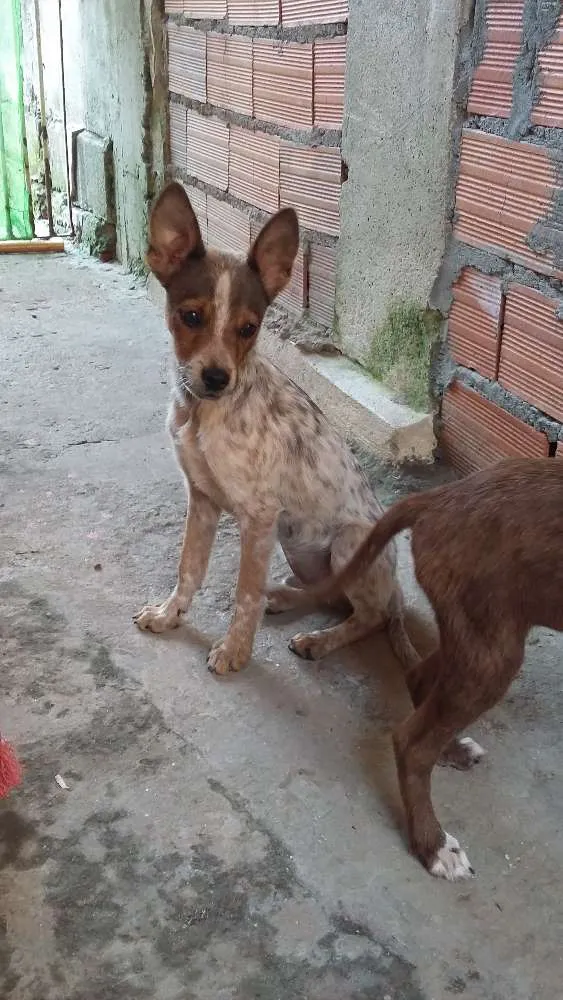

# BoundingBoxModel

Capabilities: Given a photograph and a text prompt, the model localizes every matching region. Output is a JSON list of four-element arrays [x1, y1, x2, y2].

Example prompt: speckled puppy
[[135, 183, 423, 682]]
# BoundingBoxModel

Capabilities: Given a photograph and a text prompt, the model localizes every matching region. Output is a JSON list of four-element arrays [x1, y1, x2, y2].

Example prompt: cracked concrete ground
[[1, 251, 562, 1000]]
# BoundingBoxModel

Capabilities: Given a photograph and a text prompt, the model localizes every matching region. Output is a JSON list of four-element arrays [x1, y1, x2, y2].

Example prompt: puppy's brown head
[[147, 182, 299, 399]]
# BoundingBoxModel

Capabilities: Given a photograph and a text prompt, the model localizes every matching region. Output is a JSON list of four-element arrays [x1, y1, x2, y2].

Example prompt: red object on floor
[[0, 737, 22, 797]]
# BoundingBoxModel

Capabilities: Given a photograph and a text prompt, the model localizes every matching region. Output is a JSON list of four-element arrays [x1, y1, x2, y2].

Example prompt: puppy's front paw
[[134, 597, 184, 633], [207, 636, 251, 675]]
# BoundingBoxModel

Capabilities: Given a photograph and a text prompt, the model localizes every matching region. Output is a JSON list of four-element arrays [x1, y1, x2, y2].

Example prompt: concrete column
[[336, 0, 472, 363]]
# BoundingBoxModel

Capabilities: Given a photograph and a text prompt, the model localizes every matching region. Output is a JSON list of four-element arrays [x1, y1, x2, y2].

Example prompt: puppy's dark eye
[[179, 309, 202, 329], [239, 322, 257, 339]]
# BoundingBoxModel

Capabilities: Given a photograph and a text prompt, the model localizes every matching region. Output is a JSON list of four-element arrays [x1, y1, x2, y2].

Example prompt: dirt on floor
[[0, 251, 562, 1000]]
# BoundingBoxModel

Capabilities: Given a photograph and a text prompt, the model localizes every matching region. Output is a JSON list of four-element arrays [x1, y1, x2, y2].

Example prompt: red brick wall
[[441, 4, 563, 471], [165, 1, 347, 327]]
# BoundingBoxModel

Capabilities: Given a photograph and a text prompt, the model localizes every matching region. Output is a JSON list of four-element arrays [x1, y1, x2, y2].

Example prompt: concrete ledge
[[260, 321, 436, 464], [147, 276, 435, 464]]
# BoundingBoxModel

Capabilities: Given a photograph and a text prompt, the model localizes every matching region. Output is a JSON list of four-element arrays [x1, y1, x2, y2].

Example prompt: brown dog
[[267, 458, 563, 879]]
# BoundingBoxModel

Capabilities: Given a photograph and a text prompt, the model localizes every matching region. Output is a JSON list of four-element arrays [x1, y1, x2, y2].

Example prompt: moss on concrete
[[365, 300, 442, 412], [130, 255, 149, 279], [76, 211, 116, 262]]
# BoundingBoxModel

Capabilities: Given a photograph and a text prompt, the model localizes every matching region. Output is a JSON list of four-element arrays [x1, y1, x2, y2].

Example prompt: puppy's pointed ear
[[146, 182, 205, 286], [248, 208, 299, 302]]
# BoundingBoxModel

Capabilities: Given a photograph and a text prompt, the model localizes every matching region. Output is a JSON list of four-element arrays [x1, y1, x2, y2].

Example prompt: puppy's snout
[[201, 366, 230, 394]]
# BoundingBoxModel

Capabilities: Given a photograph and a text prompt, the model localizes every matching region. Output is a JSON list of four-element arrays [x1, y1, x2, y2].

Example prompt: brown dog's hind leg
[[393, 675, 475, 881], [394, 637, 525, 880], [403, 653, 485, 771]]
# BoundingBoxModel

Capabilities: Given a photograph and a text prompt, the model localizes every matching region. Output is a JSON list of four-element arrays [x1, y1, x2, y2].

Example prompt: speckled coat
[[135, 182, 416, 676]]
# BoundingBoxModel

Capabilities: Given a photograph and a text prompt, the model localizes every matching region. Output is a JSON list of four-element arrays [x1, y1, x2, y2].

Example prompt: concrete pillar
[[336, 0, 472, 363]]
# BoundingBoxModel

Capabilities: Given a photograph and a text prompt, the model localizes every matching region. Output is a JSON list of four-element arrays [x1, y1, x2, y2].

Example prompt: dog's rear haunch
[[268, 458, 563, 880]]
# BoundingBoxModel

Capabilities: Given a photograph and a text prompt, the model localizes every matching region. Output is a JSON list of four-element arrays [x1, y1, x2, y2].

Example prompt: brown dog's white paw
[[133, 599, 183, 633], [439, 736, 486, 770], [207, 637, 250, 675], [429, 832, 475, 881], [288, 631, 326, 661]]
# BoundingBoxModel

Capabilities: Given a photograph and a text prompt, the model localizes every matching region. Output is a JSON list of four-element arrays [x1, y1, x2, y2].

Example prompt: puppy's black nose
[[201, 367, 229, 393]]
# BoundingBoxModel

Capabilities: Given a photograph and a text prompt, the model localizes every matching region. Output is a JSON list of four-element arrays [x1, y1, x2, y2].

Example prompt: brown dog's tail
[[273, 492, 426, 612]]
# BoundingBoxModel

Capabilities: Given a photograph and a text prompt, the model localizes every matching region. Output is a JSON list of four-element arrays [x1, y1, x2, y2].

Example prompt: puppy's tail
[[273, 492, 426, 611]]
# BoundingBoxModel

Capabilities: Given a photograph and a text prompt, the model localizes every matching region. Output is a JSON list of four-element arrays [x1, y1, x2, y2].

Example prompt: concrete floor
[[1, 252, 562, 1000]]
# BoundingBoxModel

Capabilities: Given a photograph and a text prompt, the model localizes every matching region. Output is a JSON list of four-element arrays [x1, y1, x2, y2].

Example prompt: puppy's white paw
[[430, 832, 475, 881], [134, 598, 183, 633], [207, 636, 251, 675]]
